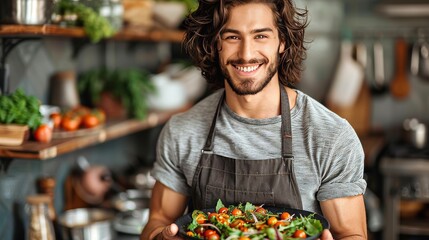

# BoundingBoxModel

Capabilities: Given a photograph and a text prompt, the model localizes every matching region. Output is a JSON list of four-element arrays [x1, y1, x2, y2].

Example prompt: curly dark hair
[[183, 0, 308, 89]]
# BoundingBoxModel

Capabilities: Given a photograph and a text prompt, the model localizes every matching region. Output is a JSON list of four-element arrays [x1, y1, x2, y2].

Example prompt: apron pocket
[[205, 184, 275, 208]]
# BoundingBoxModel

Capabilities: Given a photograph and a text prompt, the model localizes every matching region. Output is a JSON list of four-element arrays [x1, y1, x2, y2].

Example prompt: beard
[[221, 53, 280, 96]]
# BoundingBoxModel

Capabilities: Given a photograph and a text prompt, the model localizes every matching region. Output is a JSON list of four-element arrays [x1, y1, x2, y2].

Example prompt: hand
[[318, 229, 334, 240], [155, 224, 183, 240]]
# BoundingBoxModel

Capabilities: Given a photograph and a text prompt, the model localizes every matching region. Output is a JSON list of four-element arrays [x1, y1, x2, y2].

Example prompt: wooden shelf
[[0, 24, 185, 42], [0, 106, 189, 160]]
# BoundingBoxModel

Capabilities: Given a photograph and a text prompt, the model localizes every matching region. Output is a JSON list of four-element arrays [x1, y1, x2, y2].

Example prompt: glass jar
[[109, 0, 124, 31], [26, 195, 56, 240]]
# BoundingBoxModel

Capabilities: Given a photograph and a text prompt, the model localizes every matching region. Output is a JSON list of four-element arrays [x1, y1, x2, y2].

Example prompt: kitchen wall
[[0, 39, 170, 239], [299, 0, 429, 131], [1, 0, 429, 239]]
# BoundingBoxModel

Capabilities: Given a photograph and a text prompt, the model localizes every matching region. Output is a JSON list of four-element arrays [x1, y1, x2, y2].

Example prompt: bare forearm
[[334, 234, 367, 240]]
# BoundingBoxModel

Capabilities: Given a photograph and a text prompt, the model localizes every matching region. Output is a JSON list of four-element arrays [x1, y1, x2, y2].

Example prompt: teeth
[[235, 65, 259, 72]]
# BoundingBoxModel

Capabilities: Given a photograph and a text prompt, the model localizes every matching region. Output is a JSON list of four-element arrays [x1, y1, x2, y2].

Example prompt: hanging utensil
[[390, 38, 411, 100], [411, 39, 429, 81], [327, 40, 364, 107], [371, 39, 388, 94]]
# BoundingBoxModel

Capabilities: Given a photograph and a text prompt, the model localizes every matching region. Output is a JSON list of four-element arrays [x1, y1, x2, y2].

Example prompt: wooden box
[[0, 124, 29, 146]]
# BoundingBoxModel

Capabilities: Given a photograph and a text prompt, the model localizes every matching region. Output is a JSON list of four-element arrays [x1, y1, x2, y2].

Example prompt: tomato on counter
[[61, 115, 81, 131], [34, 124, 52, 143], [82, 114, 100, 128], [49, 112, 62, 129]]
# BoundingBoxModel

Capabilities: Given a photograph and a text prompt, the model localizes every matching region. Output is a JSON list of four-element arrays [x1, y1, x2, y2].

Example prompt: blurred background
[[0, 0, 429, 240]]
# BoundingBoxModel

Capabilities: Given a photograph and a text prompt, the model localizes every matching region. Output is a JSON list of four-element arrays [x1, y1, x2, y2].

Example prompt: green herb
[[56, 0, 116, 43], [78, 68, 156, 119], [0, 89, 42, 130], [186, 200, 324, 239]]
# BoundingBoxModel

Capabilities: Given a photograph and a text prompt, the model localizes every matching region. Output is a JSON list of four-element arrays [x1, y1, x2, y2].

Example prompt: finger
[[161, 224, 182, 239], [318, 229, 334, 240]]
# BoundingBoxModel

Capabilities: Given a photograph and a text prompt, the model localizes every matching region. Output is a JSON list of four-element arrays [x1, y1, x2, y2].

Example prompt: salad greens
[[185, 199, 324, 239]]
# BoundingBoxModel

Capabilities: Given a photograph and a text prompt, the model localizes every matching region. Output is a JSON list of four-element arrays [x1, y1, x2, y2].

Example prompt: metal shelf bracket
[[0, 37, 39, 94]]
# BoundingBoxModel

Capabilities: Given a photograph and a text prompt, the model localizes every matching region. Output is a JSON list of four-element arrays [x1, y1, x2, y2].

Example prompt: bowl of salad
[[175, 200, 329, 240]]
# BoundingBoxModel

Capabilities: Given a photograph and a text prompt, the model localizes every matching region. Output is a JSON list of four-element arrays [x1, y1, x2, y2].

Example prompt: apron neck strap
[[203, 86, 293, 158], [202, 91, 225, 152], [280, 84, 293, 158]]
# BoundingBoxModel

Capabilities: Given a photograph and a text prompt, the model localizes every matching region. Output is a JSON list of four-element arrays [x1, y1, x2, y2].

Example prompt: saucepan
[[111, 189, 151, 212], [109, 189, 151, 235], [59, 208, 116, 240], [0, 0, 53, 25]]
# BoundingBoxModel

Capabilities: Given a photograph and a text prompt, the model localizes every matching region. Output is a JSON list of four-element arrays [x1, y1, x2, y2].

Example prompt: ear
[[279, 40, 285, 54]]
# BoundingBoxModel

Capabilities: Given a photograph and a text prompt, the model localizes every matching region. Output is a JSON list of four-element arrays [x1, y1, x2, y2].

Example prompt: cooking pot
[[59, 208, 116, 240], [0, 0, 52, 25], [111, 189, 151, 212]]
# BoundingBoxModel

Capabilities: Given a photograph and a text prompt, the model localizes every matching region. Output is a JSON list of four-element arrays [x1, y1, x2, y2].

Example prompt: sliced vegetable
[[185, 200, 324, 239]]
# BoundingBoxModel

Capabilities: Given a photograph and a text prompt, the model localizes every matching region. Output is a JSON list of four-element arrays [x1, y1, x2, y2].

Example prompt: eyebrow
[[221, 27, 274, 35]]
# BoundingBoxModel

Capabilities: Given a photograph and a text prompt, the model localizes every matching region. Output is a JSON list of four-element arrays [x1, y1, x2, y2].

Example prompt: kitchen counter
[[381, 154, 429, 240]]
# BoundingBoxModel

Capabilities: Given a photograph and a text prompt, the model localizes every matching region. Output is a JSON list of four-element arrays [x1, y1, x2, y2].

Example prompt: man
[[141, 0, 367, 239]]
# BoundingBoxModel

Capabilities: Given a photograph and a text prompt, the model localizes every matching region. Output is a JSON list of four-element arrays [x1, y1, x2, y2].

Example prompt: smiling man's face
[[218, 3, 284, 95]]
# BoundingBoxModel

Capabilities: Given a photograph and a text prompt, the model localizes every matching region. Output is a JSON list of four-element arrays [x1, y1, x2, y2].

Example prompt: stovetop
[[386, 142, 429, 159]]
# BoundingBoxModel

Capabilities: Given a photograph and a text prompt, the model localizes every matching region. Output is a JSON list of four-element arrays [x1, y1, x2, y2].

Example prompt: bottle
[[37, 177, 56, 220], [37, 177, 63, 240], [26, 195, 56, 240]]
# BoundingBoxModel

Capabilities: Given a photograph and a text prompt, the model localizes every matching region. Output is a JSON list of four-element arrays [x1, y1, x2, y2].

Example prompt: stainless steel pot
[[0, 0, 52, 25], [111, 189, 151, 212], [59, 208, 116, 240]]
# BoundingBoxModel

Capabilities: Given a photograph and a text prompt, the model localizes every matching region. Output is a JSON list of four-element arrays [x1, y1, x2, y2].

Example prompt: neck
[[224, 80, 296, 119]]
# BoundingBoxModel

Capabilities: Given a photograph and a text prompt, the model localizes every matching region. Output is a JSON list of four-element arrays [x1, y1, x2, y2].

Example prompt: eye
[[255, 35, 268, 39], [223, 35, 239, 40]]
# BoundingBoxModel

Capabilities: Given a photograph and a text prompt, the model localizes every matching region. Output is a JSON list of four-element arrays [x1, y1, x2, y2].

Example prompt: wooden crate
[[0, 124, 29, 146]]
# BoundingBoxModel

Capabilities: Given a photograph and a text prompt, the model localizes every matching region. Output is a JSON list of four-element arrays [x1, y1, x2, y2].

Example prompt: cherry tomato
[[82, 114, 100, 128], [194, 226, 205, 235], [186, 231, 194, 237], [203, 229, 217, 238], [49, 112, 62, 129], [61, 115, 81, 131], [208, 212, 218, 221], [280, 212, 291, 220], [216, 213, 230, 225], [231, 208, 242, 216], [207, 233, 220, 240], [274, 221, 287, 228], [218, 207, 228, 214], [293, 229, 307, 238], [33, 124, 52, 143], [196, 213, 207, 224], [255, 207, 267, 214], [239, 237, 251, 240], [267, 216, 278, 226]]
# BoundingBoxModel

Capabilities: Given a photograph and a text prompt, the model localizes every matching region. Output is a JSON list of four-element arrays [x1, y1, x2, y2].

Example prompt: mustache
[[227, 58, 268, 65]]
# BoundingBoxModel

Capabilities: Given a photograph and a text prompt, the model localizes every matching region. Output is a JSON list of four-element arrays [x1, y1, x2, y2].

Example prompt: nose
[[238, 38, 253, 61]]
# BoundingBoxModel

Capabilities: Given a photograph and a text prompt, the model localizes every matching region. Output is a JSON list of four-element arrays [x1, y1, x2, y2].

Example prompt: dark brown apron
[[191, 85, 303, 210]]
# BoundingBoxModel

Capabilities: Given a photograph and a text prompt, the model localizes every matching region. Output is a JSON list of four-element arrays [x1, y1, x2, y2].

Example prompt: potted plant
[[77, 68, 156, 120], [0, 89, 43, 146]]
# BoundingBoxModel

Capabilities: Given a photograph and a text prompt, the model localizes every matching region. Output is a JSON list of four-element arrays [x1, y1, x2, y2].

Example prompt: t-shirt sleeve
[[316, 122, 367, 201], [151, 119, 192, 196]]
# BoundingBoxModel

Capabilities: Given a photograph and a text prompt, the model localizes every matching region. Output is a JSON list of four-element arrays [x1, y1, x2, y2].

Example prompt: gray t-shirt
[[152, 89, 366, 214]]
